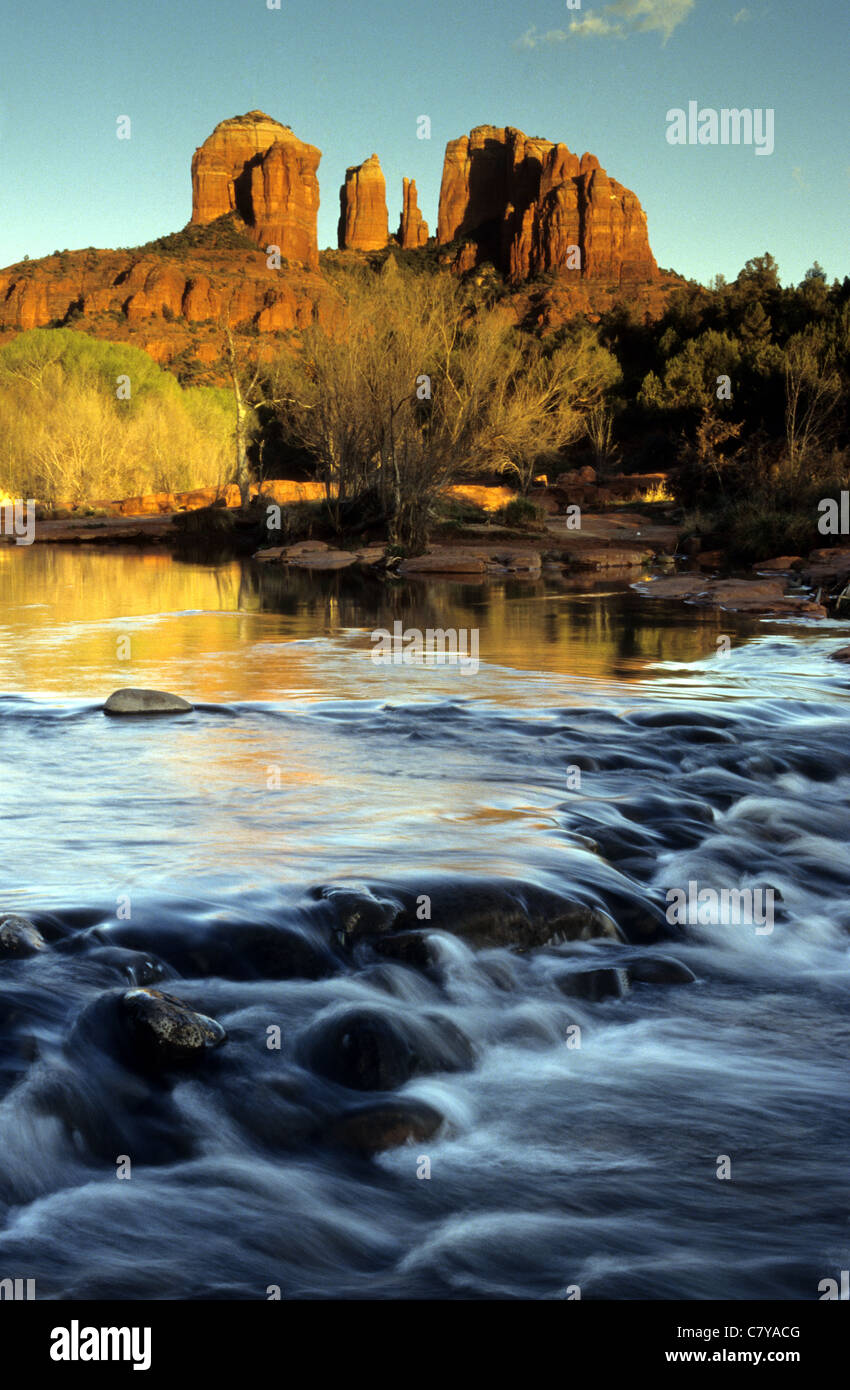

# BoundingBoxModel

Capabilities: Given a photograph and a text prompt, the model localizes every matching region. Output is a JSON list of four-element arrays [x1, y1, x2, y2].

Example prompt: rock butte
[[436, 125, 659, 284], [398, 178, 429, 249], [191, 111, 321, 271]]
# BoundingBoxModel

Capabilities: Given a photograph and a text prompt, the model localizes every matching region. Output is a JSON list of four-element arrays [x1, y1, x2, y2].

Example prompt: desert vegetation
[[0, 329, 235, 504], [266, 259, 620, 551], [2, 253, 848, 562]]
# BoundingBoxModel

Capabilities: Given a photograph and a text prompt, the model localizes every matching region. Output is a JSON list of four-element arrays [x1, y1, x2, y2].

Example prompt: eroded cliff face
[[437, 126, 659, 284], [191, 111, 321, 270], [337, 155, 389, 252], [0, 244, 336, 371]]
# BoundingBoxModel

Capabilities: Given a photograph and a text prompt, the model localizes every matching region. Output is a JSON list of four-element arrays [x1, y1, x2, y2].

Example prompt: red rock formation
[[337, 154, 389, 251], [437, 126, 658, 284], [191, 111, 321, 270], [0, 245, 336, 371], [398, 178, 429, 249]]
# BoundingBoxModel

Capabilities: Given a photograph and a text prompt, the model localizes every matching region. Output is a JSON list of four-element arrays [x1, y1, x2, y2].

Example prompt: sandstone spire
[[398, 178, 429, 249], [337, 154, 389, 251]]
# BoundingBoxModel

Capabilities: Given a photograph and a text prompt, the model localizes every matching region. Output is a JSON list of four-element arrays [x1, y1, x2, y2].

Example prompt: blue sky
[[0, 0, 847, 285]]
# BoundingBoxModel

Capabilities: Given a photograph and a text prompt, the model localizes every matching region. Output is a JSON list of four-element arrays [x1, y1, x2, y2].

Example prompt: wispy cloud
[[733, 7, 751, 22], [568, 14, 622, 38], [514, 0, 694, 48], [791, 166, 808, 192], [514, 26, 570, 49]]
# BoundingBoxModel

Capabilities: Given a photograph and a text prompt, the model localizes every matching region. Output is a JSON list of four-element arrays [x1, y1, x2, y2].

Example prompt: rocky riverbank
[[7, 472, 847, 619]]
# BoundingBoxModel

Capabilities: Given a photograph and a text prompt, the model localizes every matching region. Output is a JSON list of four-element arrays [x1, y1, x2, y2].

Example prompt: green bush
[[128, 214, 257, 257], [495, 497, 545, 528]]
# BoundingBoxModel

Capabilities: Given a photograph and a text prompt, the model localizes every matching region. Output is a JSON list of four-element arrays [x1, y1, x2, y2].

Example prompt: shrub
[[0, 328, 235, 503], [496, 497, 545, 527]]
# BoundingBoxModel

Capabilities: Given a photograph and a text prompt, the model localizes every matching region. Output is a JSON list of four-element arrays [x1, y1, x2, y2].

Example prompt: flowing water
[[0, 544, 849, 1300]]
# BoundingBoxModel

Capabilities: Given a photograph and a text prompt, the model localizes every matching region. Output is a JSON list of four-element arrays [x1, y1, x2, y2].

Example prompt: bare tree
[[784, 328, 842, 471], [271, 263, 504, 551], [483, 331, 621, 493], [585, 403, 620, 476], [223, 322, 262, 507]]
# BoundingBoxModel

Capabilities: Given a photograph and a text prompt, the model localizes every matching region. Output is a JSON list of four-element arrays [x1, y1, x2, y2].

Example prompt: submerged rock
[[373, 931, 435, 970], [120, 988, 227, 1067], [83, 945, 167, 987], [324, 1099, 444, 1155], [300, 1005, 474, 1091], [320, 878, 629, 952], [104, 687, 194, 714], [107, 919, 335, 982], [554, 966, 629, 1001], [411, 884, 622, 951], [430, 882, 618, 949], [537, 905, 623, 949], [0, 915, 46, 958], [627, 956, 697, 986]]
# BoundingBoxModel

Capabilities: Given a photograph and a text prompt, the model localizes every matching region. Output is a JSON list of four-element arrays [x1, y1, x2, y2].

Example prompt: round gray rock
[[104, 688, 194, 715], [0, 915, 46, 958]]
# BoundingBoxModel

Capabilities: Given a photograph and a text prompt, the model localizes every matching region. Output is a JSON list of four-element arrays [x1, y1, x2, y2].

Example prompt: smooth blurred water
[[0, 545, 848, 1300]]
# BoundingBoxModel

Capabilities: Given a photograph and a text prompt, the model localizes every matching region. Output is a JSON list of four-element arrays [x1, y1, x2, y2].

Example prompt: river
[[0, 544, 848, 1299]]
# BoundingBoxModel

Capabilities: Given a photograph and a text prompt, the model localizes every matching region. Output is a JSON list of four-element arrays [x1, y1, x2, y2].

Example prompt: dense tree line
[[3, 252, 847, 561], [595, 254, 850, 553]]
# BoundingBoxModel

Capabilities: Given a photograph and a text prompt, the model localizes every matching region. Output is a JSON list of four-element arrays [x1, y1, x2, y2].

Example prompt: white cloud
[[733, 7, 751, 22], [606, 0, 695, 41], [516, 0, 694, 46], [514, 26, 571, 49], [568, 14, 622, 38], [514, 27, 540, 49]]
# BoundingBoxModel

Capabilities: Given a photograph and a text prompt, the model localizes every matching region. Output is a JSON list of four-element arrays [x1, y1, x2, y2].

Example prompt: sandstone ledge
[[633, 575, 827, 619]]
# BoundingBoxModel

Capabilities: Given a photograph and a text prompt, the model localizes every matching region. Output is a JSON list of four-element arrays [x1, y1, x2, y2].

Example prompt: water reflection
[[0, 545, 766, 704]]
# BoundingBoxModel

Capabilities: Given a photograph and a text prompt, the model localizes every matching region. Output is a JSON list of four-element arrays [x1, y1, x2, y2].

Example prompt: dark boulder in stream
[[101, 918, 336, 982], [103, 687, 193, 714], [80, 946, 168, 987], [554, 966, 629, 1001], [299, 1005, 474, 1091], [120, 988, 227, 1068], [324, 1099, 444, 1155], [320, 877, 626, 952], [628, 956, 697, 986], [68, 986, 227, 1074]]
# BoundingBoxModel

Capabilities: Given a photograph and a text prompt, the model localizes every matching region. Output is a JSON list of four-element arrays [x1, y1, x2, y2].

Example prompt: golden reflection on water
[[0, 544, 761, 704]]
